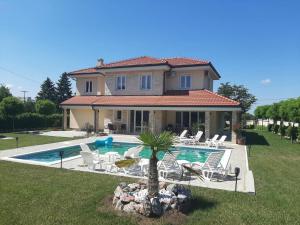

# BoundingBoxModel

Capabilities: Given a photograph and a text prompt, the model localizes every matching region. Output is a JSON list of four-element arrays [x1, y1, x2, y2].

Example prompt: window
[[140, 75, 152, 90], [180, 75, 191, 89], [116, 110, 122, 121], [175, 111, 205, 128], [116, 76, 126, 90], [85, 81, 92, 93]]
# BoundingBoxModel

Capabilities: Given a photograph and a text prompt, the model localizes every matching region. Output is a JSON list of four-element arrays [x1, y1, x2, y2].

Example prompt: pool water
[[13, 142, 221, 163]]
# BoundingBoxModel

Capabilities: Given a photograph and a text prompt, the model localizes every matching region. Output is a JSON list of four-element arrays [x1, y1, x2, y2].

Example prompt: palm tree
[[138, 131, 175, 198]]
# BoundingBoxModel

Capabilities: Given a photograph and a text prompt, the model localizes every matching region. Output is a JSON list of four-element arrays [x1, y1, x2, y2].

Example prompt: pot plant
[[233, 123, 246, 145]]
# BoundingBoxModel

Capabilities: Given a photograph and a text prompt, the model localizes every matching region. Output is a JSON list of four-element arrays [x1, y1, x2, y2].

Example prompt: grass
[[0, 130, 299, 225], [0, 132, 75, 150]]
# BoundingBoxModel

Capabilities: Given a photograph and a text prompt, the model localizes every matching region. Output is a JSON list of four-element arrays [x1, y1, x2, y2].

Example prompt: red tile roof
[[68, 56, 214, 75], [69, 67, 99, 75], [102, 56, 166, 68], [61, 90, 240, 107]]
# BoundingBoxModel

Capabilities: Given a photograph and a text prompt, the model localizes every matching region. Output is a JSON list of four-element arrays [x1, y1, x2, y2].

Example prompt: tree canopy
[[56, 72, 73, 104], [217, 82, 257, 113], [0, 84, 12, 102], [35, 100, 56, 115], [0, 96, 24, 117], [36, 77, 57, 103], [255, 98, 300, 123]]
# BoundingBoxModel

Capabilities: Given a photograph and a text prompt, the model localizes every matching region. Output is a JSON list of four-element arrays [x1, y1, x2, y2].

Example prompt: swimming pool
[[12, 141, 223, 164]]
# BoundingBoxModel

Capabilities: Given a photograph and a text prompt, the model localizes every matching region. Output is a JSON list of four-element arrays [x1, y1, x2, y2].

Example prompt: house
[[60, 56, 241, 142]]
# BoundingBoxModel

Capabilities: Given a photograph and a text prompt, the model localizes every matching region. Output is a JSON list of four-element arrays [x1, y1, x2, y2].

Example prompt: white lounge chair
[[205, 134, 219, 147], [181, 131, 203, 145], [80, 151, 101, 170], [158, 151, 182, 180], [212, 135, 227, 148], [175, 130, 188, 142], [197, 151, 229, 181], [123, 145, 144, 159]]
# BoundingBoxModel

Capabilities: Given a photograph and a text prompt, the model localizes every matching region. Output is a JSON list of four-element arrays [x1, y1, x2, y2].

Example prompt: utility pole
[[21, 90, 28, 102]]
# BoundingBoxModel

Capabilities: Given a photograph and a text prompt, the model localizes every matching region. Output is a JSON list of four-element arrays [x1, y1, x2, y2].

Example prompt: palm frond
[[115, 158, 138, 168], [138, 131, 175, 153], [182, 164, 204, 181]]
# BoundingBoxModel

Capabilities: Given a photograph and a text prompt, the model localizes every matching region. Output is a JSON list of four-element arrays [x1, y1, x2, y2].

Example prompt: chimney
[[96, 58, 104, 67]]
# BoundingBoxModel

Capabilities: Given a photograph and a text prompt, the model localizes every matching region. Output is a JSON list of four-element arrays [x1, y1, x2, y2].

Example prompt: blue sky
[[0, 0, 300, 112]]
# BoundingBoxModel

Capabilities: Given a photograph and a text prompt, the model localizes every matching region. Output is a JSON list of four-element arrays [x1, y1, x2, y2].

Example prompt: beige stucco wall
[[69, 109, 94, 130], [104, 70, 164, 95], [76, 76, 105, 96], [165, 70, 213, 91]]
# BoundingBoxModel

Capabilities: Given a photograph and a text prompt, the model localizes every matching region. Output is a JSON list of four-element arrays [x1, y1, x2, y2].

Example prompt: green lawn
[[0, 132, 75, 150], [0, 130, 299, 225]]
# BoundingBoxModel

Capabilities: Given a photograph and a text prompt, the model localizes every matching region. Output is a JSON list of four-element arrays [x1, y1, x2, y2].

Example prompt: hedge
[[0, 113, 62, 131]]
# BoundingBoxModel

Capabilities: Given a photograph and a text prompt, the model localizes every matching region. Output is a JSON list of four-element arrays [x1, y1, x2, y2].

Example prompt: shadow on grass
[[185, 196, 217, 214], [245, 131, 269, 146]]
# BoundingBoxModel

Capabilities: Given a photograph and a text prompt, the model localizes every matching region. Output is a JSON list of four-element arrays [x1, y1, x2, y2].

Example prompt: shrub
[[46, 114, 62, 127], [15, 113, 45, 129], [279, 126, 286, 137], [267, 124, 273, 132], [273, 124, 280, 134], [35, 100, 56, 115]]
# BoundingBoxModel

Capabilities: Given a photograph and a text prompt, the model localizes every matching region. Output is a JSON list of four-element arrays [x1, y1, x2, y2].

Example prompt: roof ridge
[[202, 89, 240, 104], [104, 56, 162, 66], [161, 56, 210, 63]]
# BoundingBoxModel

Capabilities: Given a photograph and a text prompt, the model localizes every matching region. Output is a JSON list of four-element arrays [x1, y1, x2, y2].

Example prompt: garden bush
[[273, 124, 280, 134], [267, 124, 273, 132], [15, 113, 45, 129], [46, 114, 62, 127], [279, 126, 287, 137]]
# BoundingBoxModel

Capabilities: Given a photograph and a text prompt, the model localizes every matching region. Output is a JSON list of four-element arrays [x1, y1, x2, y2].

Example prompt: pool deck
[[0, 134, 255, 194]]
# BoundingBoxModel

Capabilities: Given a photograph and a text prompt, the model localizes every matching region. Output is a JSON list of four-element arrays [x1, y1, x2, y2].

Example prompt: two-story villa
[[61, 56, 241, 142]]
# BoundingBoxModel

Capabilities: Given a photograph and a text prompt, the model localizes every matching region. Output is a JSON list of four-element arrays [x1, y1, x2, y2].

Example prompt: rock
[[123, 202, 137, 214], [119, 182, 127, 189], [177, 194, 188, 203], [112, 196, 119, 205], [166, 183, 179, 195], [170, 202, 178, 210], [137, 179, 147, 185], [177, 185, 192, 198], [133, 189, 148, 203], [159, 181, 167, 190], [122, 186, 130, 192], [120, 193, 135, 203], [114, 186, 123, 198], [162, 202, 170, 212], [115, 199, 124, 210], [151, 197, 162, 216], [133, 203, 144, 214], [142, 196, 152, 217], [128, 183, 140, 192]]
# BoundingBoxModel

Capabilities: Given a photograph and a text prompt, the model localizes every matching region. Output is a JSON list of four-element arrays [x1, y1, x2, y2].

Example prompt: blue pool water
[[13, 142, 222, 163]]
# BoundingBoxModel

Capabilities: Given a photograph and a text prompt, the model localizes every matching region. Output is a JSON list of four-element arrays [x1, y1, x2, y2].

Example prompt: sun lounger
[[157, 151, 182, 180], [181, 131, 203, 145], [211, 135, 227, 148], [123, 145, 144, 159], [175, 130, 188, 142], [80, 151, 101, 170], [205, 134, 219, 147]]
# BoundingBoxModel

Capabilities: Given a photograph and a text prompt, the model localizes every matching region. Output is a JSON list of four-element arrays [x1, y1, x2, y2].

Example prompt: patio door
[[130, 110, 149, 134]]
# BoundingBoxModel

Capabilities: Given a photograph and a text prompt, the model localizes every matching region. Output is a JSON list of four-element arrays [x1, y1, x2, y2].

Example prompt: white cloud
[[17, 86, 23, 90], [261, 79, 271, 85]]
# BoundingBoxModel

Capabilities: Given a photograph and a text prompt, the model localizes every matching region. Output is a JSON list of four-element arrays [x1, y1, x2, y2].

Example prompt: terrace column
[[205, 111, 211, 139], [149, 110, 155, 133], [93, 109, 99, 132], [62, 108, 67, 130], [231, 111, 240, 143]]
